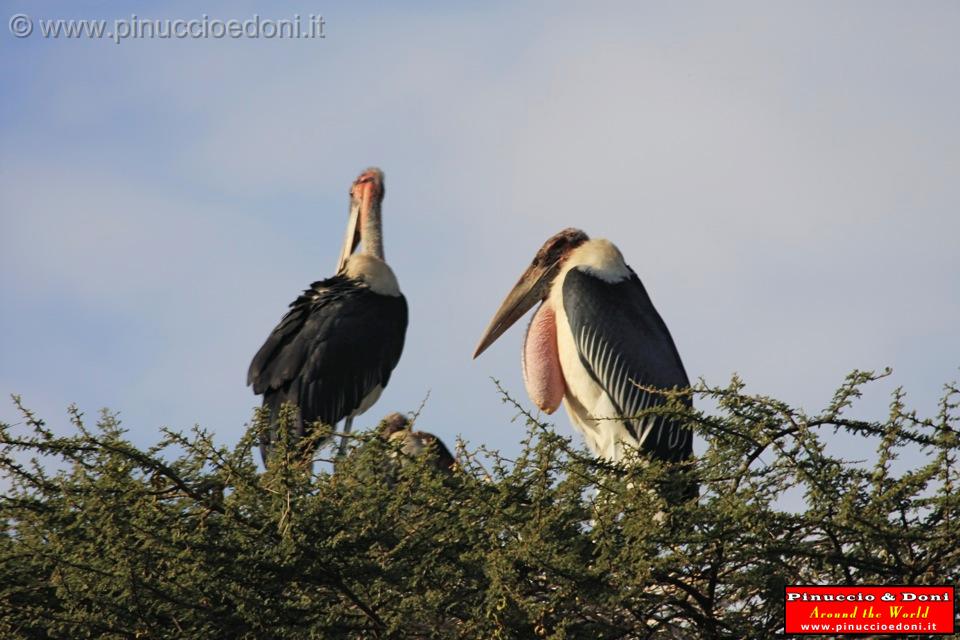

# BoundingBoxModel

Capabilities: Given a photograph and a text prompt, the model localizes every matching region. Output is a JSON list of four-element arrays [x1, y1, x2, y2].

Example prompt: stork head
[[377, 411, 410, 439], [473, 228, 589, 358], [337, 167, 386, 272]]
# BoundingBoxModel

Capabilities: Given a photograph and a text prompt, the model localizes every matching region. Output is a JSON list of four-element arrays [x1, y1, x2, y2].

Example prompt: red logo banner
[[785, 585, 955, 635]]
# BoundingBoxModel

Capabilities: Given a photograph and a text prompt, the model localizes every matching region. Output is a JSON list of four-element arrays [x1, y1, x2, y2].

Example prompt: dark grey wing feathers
[[248, 274, 407, 435], [563, 268, 692, 462]]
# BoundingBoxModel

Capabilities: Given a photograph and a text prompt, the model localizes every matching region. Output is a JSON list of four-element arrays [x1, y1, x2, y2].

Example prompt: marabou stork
[[473, 228, 693, 472], [248, 168, 407, 465], [377, 412, 456, 474]]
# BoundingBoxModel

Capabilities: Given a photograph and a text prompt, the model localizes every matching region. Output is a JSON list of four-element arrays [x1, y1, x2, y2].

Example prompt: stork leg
[[336, 416, 354, 458]]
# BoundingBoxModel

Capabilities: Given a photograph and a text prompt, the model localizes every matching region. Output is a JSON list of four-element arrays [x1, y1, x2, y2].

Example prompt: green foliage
[[1, 371, 958, 639]]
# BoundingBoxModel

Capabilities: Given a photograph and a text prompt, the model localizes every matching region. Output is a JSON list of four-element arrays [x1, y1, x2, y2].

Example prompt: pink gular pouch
[[522, 301, 565, 414]]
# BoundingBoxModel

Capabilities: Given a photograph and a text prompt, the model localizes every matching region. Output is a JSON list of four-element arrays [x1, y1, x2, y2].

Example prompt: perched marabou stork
[[248, 168, 407, 465], [377, 412, 456, 474], [473, 228, 693, 469]]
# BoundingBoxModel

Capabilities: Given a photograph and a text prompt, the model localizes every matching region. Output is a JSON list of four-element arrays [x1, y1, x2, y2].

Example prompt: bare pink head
[[337, 167, 387, 271]]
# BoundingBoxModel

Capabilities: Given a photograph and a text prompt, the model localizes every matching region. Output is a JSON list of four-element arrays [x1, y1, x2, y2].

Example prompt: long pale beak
[[336, 196, 363, 273], [473, 261, 556, 358]]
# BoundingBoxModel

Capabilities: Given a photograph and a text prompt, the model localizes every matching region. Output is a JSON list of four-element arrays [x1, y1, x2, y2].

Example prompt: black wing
[[562, 267, 692, 462], [248, 274, 408, 436]]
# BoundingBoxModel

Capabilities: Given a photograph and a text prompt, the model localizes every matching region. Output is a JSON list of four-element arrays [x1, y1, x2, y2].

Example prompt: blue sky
[[2, 1, 958, 478]]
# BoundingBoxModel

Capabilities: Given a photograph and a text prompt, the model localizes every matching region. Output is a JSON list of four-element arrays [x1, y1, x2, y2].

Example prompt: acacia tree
[[1, 370, 958, 639]]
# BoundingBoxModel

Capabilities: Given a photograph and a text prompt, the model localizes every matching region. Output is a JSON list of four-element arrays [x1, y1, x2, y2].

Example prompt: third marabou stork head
[[248, 168, 408, 466], [474, 228, 693, 468], [378, 412, 456, 474]]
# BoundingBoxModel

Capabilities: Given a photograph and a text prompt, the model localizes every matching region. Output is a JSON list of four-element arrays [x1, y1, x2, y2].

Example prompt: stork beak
[[473, 260, 557, 358], [336, 195, 363, 273]]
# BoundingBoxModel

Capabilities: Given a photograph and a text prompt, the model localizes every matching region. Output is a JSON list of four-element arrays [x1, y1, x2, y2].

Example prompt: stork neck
[[360, 207, 384, 260]]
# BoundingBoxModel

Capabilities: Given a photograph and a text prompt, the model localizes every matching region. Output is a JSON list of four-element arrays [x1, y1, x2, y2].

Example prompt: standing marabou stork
[[473, 228, 693, 471], [248, 168, 407, 465]]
